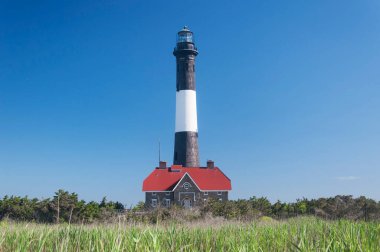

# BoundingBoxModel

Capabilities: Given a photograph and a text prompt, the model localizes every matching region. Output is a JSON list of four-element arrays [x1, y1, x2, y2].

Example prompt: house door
[[183, 198, 192, 208]]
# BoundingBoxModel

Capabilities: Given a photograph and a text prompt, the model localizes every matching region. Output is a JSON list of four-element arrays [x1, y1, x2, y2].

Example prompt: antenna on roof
[[158, 139, 161, 162]]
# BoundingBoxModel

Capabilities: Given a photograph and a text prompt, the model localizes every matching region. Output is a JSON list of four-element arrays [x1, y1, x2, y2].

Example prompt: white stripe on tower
[[175, 90, 198, 133]]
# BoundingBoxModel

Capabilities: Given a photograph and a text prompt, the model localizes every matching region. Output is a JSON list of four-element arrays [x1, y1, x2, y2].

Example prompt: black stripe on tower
[[175, 54, 196, 91], [174, 131, 199, 167]]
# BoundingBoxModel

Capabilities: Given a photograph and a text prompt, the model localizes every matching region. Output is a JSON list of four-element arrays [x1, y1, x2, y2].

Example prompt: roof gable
[[172, 173, 202, 192]]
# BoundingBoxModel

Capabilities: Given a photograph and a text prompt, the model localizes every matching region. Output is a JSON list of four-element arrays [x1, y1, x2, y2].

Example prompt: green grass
[[0, 217, 379, 251]]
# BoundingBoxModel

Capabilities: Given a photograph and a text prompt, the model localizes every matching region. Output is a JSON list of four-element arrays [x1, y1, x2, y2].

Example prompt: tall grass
[[0, 217, 379, 251]]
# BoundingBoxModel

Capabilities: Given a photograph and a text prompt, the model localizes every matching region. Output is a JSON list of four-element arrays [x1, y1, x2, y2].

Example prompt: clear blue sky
[[1, 1, 379, 205]]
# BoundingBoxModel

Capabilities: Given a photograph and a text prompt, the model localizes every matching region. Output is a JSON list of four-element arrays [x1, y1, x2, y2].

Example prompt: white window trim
[[183, 182, 191, 190], [165, 192, 171, 196], [204, 192, 208, 196], [165, 199, 171, 207], [151, 199, 157, 207], [182, 198, 193, 207]]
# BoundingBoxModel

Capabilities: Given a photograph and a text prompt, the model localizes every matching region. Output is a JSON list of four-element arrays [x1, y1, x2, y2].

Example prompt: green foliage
[[0, 191, 380, 224], [0, 190, 125, 224], [250, 196, 272, 215], [132, 201, 145, 211], [201, 195, 380, 221], [0, 218, 379, 251]]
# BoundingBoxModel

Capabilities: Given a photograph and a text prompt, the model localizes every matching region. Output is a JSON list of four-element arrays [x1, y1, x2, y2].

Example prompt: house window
[[217, 191, 222, 195], [151, 199, 157, 207], [204, 192, 208, 196], [165, 199, 171, 207], [183, 182, 191, 190], [152, 192, 156, 196], [165, 192, 170, 196]]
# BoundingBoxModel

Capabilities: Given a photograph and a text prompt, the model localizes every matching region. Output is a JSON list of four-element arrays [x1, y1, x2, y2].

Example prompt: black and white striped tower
[[173, 26, 200, 167]]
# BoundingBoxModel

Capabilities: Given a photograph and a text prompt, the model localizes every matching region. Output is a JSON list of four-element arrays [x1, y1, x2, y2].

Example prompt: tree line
[[0, 190, 124, 223], [0, 190, 379, 223], [201, 195, 380, 221]]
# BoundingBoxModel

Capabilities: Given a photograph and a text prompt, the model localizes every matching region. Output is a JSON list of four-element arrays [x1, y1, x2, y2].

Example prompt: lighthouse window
[[177, 32, 193, 43]]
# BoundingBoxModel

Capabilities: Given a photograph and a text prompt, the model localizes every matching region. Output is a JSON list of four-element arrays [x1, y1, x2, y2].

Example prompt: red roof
[[142, 165, 232, 191]]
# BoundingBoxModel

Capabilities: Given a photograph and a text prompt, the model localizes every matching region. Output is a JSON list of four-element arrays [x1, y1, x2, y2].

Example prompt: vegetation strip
[[0, 218, 379, 251]]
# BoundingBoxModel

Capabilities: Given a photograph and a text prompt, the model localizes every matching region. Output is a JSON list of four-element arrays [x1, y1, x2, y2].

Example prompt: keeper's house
[[142, 161, 231, 208]]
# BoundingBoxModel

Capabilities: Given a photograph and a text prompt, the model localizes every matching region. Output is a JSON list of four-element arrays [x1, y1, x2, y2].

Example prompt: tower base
[[173, 131, 199, 167]]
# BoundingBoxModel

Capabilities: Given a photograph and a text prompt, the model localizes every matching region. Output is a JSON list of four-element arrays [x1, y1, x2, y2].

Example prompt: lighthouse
[[142, 27, 231, 208], [173, 26, 199, 167]]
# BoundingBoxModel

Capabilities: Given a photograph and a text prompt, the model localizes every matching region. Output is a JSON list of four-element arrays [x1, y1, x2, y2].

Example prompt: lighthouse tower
[[142, 27, 231, 208], [173, 26, 200, 167]]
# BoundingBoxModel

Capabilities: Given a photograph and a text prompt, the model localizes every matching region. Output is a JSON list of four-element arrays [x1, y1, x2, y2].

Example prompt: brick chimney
[[207, 160, 214, 169], [159, 161, 167, 169]]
